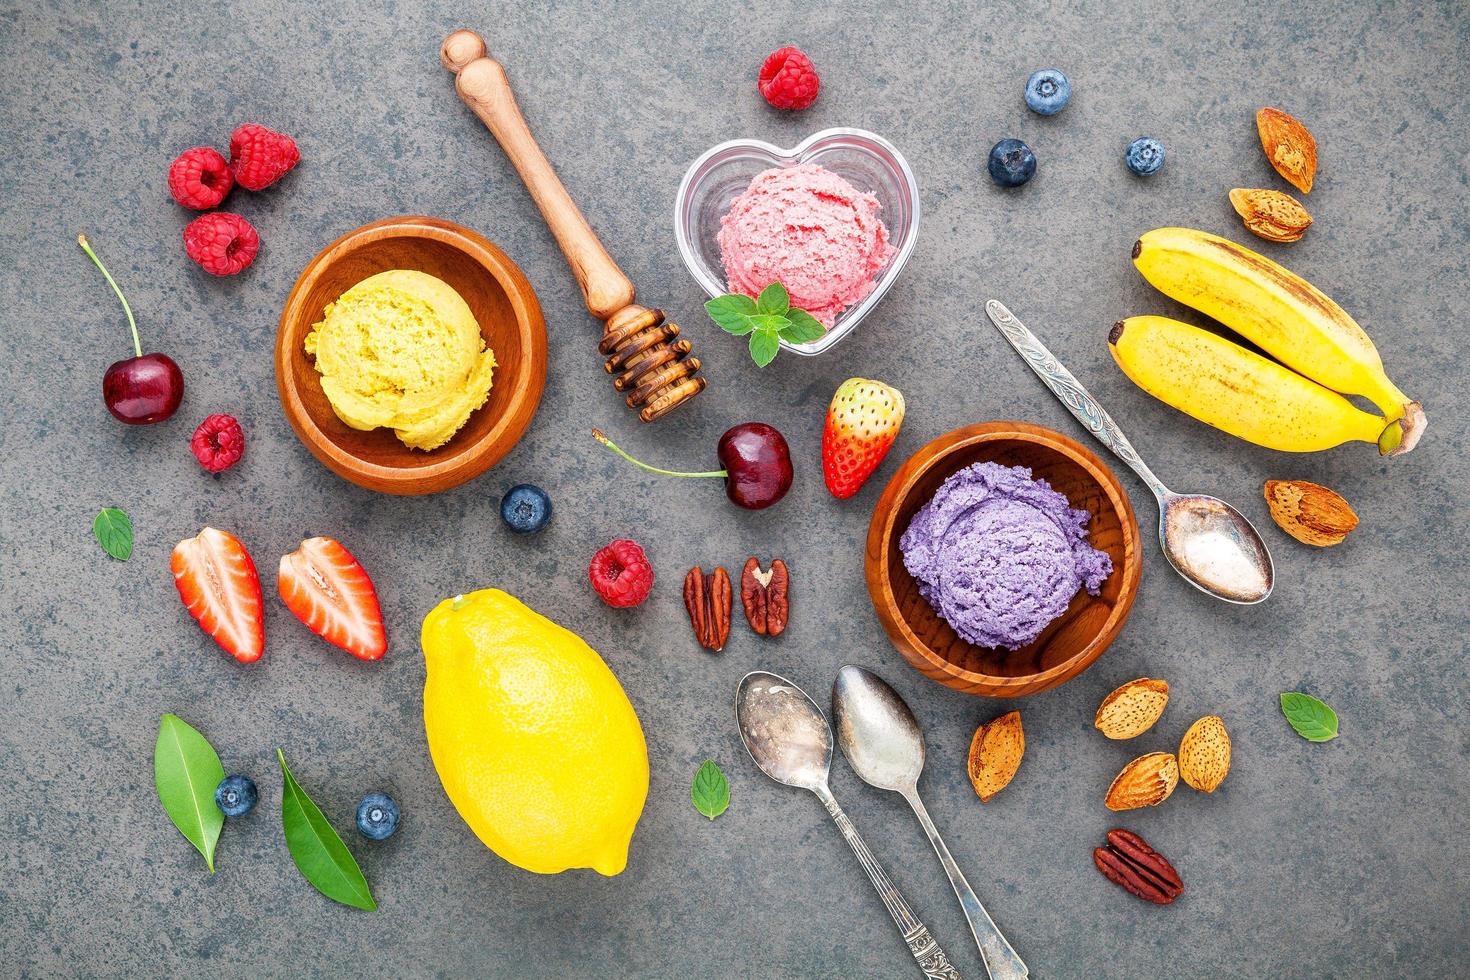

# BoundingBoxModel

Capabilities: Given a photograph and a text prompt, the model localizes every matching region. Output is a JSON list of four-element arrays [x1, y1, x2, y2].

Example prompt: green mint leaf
[[154, 714, 226, 873], [705, 294, 759, 335], [755, 282, 790, 316], [748, 314, 789, 331], [779, 308, 827, 344], [94, 507, 133, 561], [278, 750, 376, 911], [691, 760, 730, 820], [1280, 692, 1339, 742], [749, 328, 781, 368]]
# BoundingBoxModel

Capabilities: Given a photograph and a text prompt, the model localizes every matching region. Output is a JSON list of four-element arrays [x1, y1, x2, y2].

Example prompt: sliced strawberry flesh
[[171, 527, 264, 663], [278, 537, 386, 661]]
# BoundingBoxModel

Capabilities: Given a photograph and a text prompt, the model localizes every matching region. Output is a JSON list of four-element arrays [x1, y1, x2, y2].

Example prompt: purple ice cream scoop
[[900, 461, 1113, 650]]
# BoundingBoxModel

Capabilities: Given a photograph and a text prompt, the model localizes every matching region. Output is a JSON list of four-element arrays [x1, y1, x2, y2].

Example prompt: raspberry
[[183, 212, 259, 276], [588, 539, 654, 608], [228, 123, 300, 192], [191, 414, 245, 473], [759, 47, 820, 110], [167, 147, 234, 210]]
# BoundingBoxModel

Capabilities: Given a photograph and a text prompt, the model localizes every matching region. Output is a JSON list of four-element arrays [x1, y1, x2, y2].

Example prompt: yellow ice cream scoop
[[304, 269, 495, 451]]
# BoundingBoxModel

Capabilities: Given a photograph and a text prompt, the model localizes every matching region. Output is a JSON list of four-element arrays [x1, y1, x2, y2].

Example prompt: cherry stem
[[592, 429, 725, 479], [78, 234, 141, 359]]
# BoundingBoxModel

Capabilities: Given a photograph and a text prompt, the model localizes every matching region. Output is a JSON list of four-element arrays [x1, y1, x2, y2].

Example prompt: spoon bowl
[[1159, 492, 1274, 604], [832, 665, 925, 791], [735, 671, 832, 793]]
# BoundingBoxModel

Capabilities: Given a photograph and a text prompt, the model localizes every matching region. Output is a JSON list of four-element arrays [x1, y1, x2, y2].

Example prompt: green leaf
[[705, 295, 759, 335], [93, 507, 133, 561], [755, 282, 790, 316], [779, 308, 827, 344], [154, 714, 226, 872], [278, 750, 376, 911], [749, 328, 781, 368], [747, 314, 789, 331], [691, 760, 730, 820], [1280, 692, 1339, 742]]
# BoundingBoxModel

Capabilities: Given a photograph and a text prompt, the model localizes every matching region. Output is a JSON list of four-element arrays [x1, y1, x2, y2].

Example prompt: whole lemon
[[421, 589, 648, 876]]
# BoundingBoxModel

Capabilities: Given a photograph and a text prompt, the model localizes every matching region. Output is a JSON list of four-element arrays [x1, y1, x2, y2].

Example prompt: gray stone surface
[[2, 0, 1467, 976]]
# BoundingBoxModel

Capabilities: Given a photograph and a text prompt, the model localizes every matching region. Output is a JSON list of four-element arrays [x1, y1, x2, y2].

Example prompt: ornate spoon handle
[[984, 300, 1169, 500], [817, 789, 962, 979], [905, 793, 1027, 979]]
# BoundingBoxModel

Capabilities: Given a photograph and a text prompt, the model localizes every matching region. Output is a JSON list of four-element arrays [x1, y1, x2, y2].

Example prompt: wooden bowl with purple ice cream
[[865, 422, 1141, 697]]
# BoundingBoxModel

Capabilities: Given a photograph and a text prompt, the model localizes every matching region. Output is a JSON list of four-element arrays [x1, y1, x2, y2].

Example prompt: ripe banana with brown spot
[[1109, 316, 1398, 454], [1131, 227, 1424, 455]]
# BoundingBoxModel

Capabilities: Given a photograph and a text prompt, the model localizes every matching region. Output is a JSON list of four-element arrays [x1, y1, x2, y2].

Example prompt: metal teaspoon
[[984, 300, 1274, 604], [832, 665, 1028, 980], [735, 671, 963, 980]]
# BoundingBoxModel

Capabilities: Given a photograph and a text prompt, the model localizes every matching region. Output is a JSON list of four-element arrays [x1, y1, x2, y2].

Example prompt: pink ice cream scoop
[[717, 164, 896, 328]]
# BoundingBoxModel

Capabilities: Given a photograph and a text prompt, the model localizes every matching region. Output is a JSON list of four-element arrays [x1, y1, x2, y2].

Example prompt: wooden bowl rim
[[865, 421, 1142, 695], [273, 216, 547, 494]]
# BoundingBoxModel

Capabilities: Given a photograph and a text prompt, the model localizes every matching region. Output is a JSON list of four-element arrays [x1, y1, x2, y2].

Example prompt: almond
[[1230, 188, 1313, 243], [1179, 715, 1231, 792], [1256, 107, 1317, 193], [1264, 479, 1358, 547], [966, 710, 1024, 802], [1104, 752, 1178, 811], [1094, 677, 1169, 740]]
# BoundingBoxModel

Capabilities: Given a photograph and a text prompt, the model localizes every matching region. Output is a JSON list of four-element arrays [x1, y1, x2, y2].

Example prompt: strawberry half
[[822, 377, 906, 499], [278, 537, 386, 661], [172, 527, 265, 663]]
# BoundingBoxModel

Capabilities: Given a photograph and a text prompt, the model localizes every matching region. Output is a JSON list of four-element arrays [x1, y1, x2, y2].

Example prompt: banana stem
[[78, 234, 141, 358], [592, 429, 725, 479]]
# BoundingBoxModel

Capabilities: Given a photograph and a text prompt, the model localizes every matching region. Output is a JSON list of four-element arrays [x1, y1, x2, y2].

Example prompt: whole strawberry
[[822, 378, 905, 499], [228, 123, 300, 191]]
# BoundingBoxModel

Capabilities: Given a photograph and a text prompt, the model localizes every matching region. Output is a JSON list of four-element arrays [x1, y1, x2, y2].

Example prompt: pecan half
[[1093, 829, 1183, 905], [683, 565, 732, 652], [740, 558, 790, 637]]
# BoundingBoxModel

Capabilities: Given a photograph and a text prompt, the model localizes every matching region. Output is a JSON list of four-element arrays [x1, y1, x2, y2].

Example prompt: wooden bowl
[[865, 422, 1141, 697], [275, 216, 547, 495]]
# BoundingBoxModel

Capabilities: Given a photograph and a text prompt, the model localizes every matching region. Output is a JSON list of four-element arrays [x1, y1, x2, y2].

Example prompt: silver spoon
[[832, 666, 1028, 980], [736, 671, 963, 980], [984, 300, 1273, 603]]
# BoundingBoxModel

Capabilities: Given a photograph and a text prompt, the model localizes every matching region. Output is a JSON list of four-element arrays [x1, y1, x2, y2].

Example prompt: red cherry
[[103, 353, 184, 424], [593, 423, 793, 511], [79, 234, 184, 425], [716, 422, 793, 510]]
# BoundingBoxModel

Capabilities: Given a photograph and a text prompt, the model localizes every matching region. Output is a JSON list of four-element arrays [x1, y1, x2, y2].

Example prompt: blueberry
[[214, 774, 257, 818], [1126, 137, 1165, 176], [1024, 69, 1071, 115], [500, 484, 552, 535], [987, 139, 1037, 187], [356, 792, 400, 840]]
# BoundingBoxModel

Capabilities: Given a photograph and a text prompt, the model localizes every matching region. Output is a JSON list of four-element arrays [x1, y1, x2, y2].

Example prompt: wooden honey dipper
[[441, 29, 706, 422]]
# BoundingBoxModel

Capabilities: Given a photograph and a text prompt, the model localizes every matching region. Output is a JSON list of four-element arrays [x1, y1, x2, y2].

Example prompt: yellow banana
[[1109, 316, 1399, 454], [1132, 227, 1423, 454]]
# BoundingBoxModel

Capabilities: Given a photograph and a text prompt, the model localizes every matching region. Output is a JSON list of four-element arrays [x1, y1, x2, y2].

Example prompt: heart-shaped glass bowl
[[674, 128, 920, 356]]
